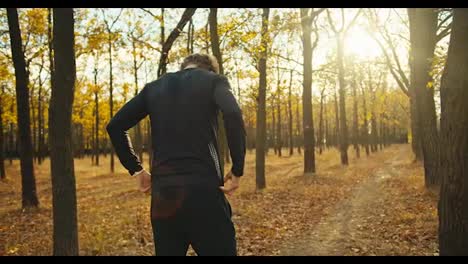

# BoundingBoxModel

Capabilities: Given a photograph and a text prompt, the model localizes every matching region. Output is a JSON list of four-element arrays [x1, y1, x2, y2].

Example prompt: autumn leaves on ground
[[0, 144, 438, 256]]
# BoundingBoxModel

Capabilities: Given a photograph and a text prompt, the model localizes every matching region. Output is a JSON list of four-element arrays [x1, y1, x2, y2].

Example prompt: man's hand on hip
[[134, 169, 151, 193], [220, 170, 240, 196]]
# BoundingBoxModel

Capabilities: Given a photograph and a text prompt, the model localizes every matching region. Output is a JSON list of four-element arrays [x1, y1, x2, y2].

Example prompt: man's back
[[147, 68, 225, 188], [107, 54, 245, 256], [107, 67, 246, 189]]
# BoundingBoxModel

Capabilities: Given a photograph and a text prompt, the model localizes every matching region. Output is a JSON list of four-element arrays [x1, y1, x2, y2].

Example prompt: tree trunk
[[190, 19, 194, 53], [276, 63, 283, 157], [336, 33, 349, 165], [379, 113, 384, 150], [408, 8, 440, 187], [276, 95, 282, 157], [371, 114, 378, 152], [272, 100, 276, 155], [160, 8, 165, 47], [204, 21, 210, 54], [48, 8, 54, 81], [38, 73, 44, 164], [334, 87, 340, 148], [438, 8, 468, 255], [296, 95, 302, 154], [256, 8, 269, 190], [7, 8, 39, 208], [46, 7, 54, 163], [107, 32, 115, 173], [93, 65, 99, 166], [187, 19, 192, 54], [91, 121, 95, 165], [288, 70, 294, 156], [300, 8, 316, 174], [361, 85, 370, 156], [9, 118, 14, 165], [324, 95, 329, 149], [30, 84, 37, 164], [37, 56, 46, 164], [157, 8, 197, 77], [49, 8, 79, 255], [209, 8, 229, 169], [318, 90, 324, 155], [352, 79, 360, 158], [0, 85, 5, 179], [132, 39, 143, 164]]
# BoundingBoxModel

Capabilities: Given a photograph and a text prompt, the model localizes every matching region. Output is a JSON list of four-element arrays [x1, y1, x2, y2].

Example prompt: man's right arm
[[213, 75, 246, 177]]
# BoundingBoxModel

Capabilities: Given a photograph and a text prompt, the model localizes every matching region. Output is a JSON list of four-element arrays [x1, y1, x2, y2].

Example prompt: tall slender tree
[[7, 8, 39, 208], [256, 8, 270, 190], [326, 8, 361, 165], [49, 8, 79, 255], [209, 8, 229, 169], [101, 8, 123, 173], [300, 8, 324, 174], [0, 85, 5, 179], [287, 69, 294, 156]]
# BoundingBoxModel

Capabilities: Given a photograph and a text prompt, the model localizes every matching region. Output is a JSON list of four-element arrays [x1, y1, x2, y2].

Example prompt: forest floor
[[0, 144, 438, 256]]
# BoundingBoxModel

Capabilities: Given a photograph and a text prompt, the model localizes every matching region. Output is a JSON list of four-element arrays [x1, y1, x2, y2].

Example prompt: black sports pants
[[150, 185, 237, 256]]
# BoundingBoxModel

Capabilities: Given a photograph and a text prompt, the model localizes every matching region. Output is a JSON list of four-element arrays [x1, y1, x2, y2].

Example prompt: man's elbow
[[106, 121, 117, 136]]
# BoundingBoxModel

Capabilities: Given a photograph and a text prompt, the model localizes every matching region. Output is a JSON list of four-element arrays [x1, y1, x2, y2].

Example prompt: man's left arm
[[106, 84, 149, 176]]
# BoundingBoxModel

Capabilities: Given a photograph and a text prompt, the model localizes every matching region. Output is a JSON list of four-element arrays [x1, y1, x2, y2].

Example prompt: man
[[107, 53, 246, 256]]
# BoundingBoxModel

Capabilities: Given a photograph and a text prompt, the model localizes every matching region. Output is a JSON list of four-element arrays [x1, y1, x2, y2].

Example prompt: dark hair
[[180, 53, 220, 74]]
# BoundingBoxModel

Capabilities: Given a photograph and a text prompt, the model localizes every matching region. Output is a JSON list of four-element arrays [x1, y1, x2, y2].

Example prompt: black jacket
[[106, 68, 246, 189]]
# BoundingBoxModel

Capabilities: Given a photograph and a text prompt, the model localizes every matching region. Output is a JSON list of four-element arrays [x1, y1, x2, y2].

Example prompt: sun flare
[[345, 28, 382, 59]]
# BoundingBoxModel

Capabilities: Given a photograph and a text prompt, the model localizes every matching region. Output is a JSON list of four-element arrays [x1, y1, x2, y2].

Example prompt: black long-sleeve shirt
[[106, 67, 246, 189]]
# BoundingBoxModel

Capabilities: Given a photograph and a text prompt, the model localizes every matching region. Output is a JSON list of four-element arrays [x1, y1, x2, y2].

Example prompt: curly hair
[[180, 53, 220, 74]]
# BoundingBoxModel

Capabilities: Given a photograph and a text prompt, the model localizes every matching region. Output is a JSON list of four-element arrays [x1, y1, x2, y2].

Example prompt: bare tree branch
[[344, 8, 362, 33], [437, 11, 453, 30], [140, 8, 160, 21], [436, 23, 452, 42], [326, 9, 338, 33]]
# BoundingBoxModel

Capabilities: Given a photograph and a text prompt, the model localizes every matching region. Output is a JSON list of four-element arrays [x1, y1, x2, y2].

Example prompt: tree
[[0, 84, 5, 179], [157, 8, 197, 77], [209, 8, 229, 169], [49, 8, 79, 255], [287, 69, 294, 156], [7, 8, 39, 208], [295, 94, 302, 154], [86, 19, 107, 166], [359, 68, 370, 156], [333, 83, 340, 148], [366, 9, 422, 160], [124, 10, 149, 164], [408, 8, 440, 187], [275, 62, 283, 157], [300, 8, 324, 174], [256, 8, 270, 190], [101, 8, 123, 173], [36, 53, 46, 164], [317, 83, 327, 155], [350, 63, 360, 158], [93, 63, 100, 166], [364, 61, 385, 153], [438, 8, 468, 256], [327, 8, 361, 165]]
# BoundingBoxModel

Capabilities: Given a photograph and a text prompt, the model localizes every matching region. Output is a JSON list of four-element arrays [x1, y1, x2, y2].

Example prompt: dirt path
[[279, 147, 408, 256]]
